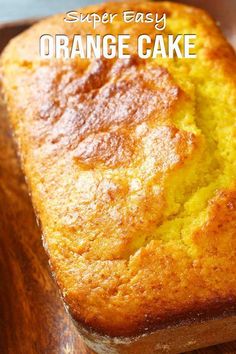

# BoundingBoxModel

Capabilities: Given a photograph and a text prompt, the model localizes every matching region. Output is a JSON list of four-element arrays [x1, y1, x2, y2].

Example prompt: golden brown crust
[[1, 1, 236, 338]]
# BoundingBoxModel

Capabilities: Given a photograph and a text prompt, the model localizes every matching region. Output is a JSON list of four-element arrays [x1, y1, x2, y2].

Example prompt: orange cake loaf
[[1, 1, 236, 353]]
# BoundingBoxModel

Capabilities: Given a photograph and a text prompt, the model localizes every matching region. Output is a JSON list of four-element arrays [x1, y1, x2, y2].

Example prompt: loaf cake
[[1, 1, 236, 353]]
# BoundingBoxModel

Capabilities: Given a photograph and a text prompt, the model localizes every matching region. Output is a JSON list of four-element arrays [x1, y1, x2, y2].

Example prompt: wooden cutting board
[[0, 19, 236, 354]]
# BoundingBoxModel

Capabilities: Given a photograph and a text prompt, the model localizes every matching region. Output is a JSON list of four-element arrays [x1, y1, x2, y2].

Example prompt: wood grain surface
[[0, 14, 236, 354]]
